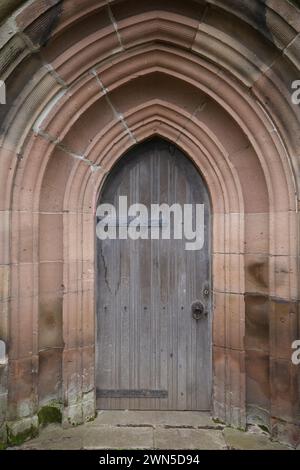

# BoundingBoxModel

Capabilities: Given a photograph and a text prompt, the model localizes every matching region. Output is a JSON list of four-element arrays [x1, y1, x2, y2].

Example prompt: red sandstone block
[[39, 214, 63, 263], [39, 292, 63, 350], [244, 253, 269, 295], [62, 291, 82, 350], [7, 356, 38, 420], [82, 290, 95, 347], [212, 346, 226, 406], [226, 293, 245, 351], [0, 148, 16, 211], [271, 418, 300, 449], [246, 350, 270, 410], [82, 345, 95, 394], [245, 294, 270, 353], [213, 292, 226, 348], [9, 294, 38, 359], [11, 210, 37, 264], [270, 358, 299, 423], [269, 299, 298, 360], [62, 348, 83, 406], [38, 348, 63, 405], [40, 148, 75, 212], [270, 255, 298, 301], [244, 213, 269, 254]]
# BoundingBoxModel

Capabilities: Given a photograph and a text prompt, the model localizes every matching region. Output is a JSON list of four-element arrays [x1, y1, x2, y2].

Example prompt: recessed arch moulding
[[0, 0, 299, 447]]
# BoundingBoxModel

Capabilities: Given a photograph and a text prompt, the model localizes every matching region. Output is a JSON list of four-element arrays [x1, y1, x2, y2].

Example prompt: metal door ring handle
[[191, 301, 205, 321]]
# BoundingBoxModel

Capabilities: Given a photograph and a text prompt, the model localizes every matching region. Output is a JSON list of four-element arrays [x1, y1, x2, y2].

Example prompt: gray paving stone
[[16, 425, 83, 450], [223, 428, 291, 450], [83, 426, 154, 449], [154, 428, 226, 450], [90, 410, 218, 429], [20, 435, 83, 450], [11, 412, 294, 450]]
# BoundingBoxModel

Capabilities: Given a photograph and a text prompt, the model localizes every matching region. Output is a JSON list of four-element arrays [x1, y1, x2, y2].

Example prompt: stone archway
[[0, 0, 299, 448]]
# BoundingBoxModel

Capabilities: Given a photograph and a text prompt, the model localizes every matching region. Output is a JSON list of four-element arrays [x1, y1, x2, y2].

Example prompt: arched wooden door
[[96, 138, 212, 410]]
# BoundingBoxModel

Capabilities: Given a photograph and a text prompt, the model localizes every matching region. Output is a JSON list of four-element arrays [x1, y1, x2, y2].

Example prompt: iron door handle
[[191, 301, 207, 321]]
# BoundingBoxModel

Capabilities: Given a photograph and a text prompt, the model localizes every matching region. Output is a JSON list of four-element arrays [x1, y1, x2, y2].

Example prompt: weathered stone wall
[[0, 0, 299, 448]]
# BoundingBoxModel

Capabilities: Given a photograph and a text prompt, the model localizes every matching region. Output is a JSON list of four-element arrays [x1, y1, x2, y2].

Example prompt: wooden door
[[96, 138, 211, 410]]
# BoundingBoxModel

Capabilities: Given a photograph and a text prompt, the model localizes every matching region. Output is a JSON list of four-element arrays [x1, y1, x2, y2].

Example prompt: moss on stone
[[213, 417, 225, 425], [38, 405, 62, 427], [0, 0, 26, 25], [258, 424, 270, 434], [289, 0, 300, 10], [7, 424, 38, 446], [86, 413, 97, 423], [0, 427, 7, 449]]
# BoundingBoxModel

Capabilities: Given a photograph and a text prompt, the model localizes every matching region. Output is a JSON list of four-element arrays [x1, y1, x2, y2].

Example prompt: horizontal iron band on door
[[97, 389, 168, 398], [97, 217, 168, 228]]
